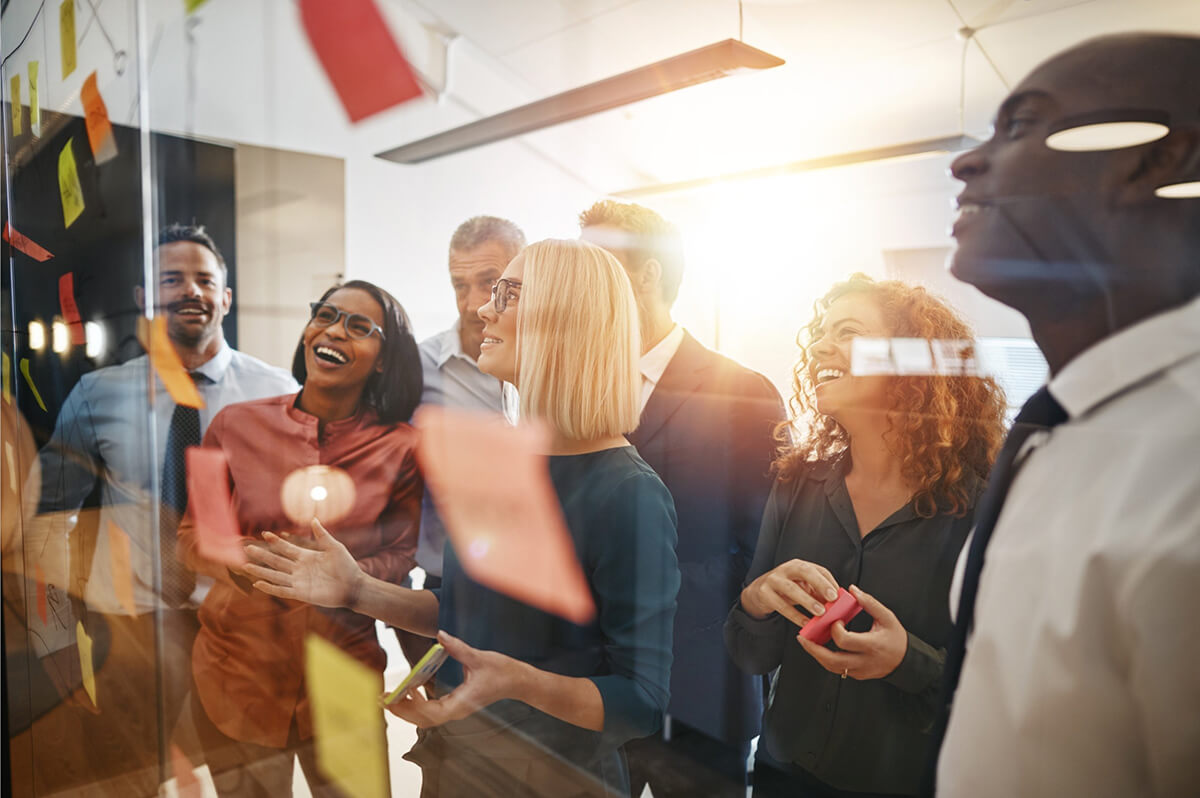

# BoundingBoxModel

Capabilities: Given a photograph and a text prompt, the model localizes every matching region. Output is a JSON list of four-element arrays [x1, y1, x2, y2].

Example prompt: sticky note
[[170, 743, 202, 798], [305, 634, 388, 798], [4, 441, 16, 493], [58, 273, 87, 346], [80, 72, 117, 164], [1, 352, 10, 403], [76, 620, 96, 706], [146, 316, 204, 408], [106, 522, 137, 616], [10, 74, 21, 135], [185, 447, 245, 568], [3, 222, 54, 262], [28, 61, 40, 136], [19, 359, 47, 412], [184, 0, 209, 12], [415, 407, 596, 624], [58, 139, 85, 228], [298, 0, 422, 123], [35, 563, 48, 624], [60, 0, 76, 80]]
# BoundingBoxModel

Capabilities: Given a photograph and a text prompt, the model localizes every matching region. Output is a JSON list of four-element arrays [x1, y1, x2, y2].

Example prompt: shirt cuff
[[882, 631, 944, 694], [729, 603, 788, 636], [587, 674, 661, 748]]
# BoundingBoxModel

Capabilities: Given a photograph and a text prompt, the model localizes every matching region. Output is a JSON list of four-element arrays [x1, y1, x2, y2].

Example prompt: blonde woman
[[245, 239, 680, 797]]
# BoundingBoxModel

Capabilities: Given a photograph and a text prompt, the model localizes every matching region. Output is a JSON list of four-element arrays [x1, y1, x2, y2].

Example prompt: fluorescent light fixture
[[1045, 109, 1170, 152], [614, 134, 982, 199], [376, 39, 785, 164], [1155, 180, 1200, 199], [85, 321, 105, 358], [28, 321, 46, 351], [52, 321, 69, 353]]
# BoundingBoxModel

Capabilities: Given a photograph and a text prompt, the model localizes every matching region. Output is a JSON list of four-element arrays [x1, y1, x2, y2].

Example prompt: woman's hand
[[797, 585, 908, 680], [740, 558, 840, 626], [386, 631, 528, 728], [242, 518, 364, 609]]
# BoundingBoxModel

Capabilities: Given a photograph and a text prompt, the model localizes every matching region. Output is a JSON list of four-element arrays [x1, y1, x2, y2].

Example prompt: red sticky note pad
[[185, 447, 245, 568], [3, 222, 53, 261], [415, 407, 595, 625], [58, 272, 87, 346], [798, 588, 863, 646], [80, 71, 117, 164], [299, 0, 422, 123]]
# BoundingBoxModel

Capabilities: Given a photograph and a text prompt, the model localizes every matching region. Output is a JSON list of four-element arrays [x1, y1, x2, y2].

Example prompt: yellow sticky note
[[60, 0, 76, 79], [2, 352, 11, 403], [184, 0, 210, 12], [19, 358, 46, 412], [29, 61, 40, 137], [10, 74, 21, 135], [107, 522, 138, 616], [59, 138, 85, 228], [76, 620, 97, 706], [305, 635, 387, 798]]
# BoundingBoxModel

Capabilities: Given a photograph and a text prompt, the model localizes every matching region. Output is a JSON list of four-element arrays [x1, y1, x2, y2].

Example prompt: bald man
[[935, 34, 1200, 797]]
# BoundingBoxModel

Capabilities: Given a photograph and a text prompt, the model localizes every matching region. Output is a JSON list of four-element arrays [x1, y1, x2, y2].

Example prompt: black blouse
[[724, 456, 978, 795]]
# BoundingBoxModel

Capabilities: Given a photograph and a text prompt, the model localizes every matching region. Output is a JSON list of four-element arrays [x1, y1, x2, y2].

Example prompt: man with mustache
[[934, 33, 1200, 797], [29, 223, 297, 795]]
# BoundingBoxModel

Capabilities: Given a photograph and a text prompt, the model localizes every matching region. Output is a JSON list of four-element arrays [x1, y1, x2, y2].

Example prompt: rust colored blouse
[[179, 393, 421, 748]]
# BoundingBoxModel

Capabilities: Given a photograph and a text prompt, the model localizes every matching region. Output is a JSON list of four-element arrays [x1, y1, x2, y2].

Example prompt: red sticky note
[[170, 744, 202, 798], [145, 316, 204, 408], [35, 562, 48, 624], [298, 0, 423, 123], [80, 71, 117, 164], [58, 272, 87, 346], [3, 222, 53, 261], [415, 407, 595, 625], [185, 447, 245, 568]]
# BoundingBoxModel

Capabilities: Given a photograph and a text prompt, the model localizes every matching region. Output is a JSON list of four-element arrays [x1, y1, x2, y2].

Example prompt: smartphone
[[379, 643, 448, 706]]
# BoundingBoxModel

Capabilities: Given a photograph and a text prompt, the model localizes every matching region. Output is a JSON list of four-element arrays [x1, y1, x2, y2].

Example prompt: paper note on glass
[[76, 620, 96, 706], [143, 316, 204, 408], [19, 359, 47, 412], [59, 272, 87, 345], [415, 406, 596, 624], [185, 447, 245, 568], [58, 139, 85, 228], [60, 0, 76, 79], [3, 222, 54, 262], [305, 634, 388, 798], [81, 72, 118, 164], [298, 0, 422, 123], [10, 74, 21, 135], [29, 61, 40, 136]]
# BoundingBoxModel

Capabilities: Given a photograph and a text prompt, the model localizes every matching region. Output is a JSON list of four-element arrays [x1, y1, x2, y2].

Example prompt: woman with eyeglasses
[[176, 280, 424, 796], [243, 239, 680, 797]]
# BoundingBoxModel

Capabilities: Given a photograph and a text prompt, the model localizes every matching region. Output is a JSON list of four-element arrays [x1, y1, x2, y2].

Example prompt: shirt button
[[824, 703, 832, 711]]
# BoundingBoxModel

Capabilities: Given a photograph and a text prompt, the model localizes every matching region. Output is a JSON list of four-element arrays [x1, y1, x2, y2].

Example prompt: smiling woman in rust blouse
[[177, 279, 423, 796]]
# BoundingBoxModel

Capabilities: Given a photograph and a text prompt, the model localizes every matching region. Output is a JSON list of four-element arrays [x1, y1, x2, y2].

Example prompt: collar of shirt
[[189, 340, 234, 385], [639, 324, 684, 386], [432, 323, 479, 369], [1049, 294, 1200, 420]]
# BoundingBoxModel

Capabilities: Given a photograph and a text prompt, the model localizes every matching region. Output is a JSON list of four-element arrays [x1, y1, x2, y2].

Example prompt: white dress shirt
[[639, 324, 685, 412], [414, 325, 504, 576], [939, 295, 1200, 797], [31, 344, 298, 616]]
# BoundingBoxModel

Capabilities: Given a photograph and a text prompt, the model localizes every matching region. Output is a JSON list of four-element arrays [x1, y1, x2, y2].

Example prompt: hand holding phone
[[379, 642, 448, 706]]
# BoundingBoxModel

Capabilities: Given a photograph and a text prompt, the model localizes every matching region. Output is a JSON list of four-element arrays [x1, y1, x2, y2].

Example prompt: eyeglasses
[[489, 278, 522, 314], [308, 302, 386, 340]]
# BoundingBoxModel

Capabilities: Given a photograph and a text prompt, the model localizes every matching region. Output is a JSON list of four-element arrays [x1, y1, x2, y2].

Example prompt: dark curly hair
[[774, 273, 1007, 518]]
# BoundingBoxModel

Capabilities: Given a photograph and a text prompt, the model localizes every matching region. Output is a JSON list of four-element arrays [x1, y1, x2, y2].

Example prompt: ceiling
[[366, 0, 1200, 193]]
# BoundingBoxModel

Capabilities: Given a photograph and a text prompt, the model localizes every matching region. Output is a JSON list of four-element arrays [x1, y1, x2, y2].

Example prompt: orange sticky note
[[80, 72, 118, 164], [35, 562, 48, 624], [10, 74, 21, 135], [298, 0, 423, 123], [59, 0, 76, 79], [58, 138, 85, 228], [3, 222, 54, 261], [19, 359, 47, 412], [170, 744, 202, 798], [106, 522, 137, 616], [185, 447, 245, 568], [59, 273, 87, 346], [145, 316, 204, 408], [76, 620, 96, 706], [415, 407, 595, 624]]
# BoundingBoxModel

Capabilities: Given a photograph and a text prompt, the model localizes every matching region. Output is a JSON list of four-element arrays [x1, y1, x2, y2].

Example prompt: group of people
[[12, 31, 1199, 798]]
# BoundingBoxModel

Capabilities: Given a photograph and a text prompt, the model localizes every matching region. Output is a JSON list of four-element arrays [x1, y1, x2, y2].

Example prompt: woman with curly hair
[[724, 273, 1007, 798]]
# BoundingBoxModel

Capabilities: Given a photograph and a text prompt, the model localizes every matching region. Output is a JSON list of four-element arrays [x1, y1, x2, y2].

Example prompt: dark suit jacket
[[628, 331, 784, 744]]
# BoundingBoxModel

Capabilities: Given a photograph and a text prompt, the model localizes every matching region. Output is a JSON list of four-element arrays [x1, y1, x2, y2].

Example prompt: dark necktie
[[927, 386, 1068, 789], [159, 378, 202, 607]]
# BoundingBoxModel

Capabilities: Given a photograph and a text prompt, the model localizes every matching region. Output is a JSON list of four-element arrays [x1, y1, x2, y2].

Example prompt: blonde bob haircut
[[515, 238, 641, 440]]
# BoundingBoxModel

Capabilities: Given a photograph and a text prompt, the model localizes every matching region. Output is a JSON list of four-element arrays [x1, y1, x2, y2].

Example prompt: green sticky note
[[59, 138, 85, 228], [10, 75, 21, 135], [185, 0, 210, 13], [305, 635, 388, 798], [76, 621, 97, 706], [60, 0, 76, 79], [29, 61, 40, 136]]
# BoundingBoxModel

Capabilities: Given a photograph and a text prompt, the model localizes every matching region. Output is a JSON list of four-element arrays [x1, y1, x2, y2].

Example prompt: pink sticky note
[[3, 222, 53, 261], [185, 447, 245, 567], [170, 743, 202, 798], [58, 272, 87, 346], [298, 0, 423, 123], [415, 407, 595, 625]]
